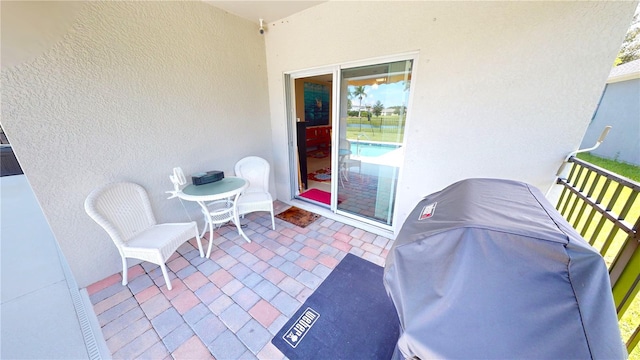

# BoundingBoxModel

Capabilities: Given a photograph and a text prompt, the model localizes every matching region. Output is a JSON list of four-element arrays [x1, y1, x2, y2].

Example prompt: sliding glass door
[[335, 60, 413, 226], [286, 56, 414, 228]]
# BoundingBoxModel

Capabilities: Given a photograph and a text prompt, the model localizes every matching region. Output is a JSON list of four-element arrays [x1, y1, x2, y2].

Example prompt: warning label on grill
[[283, 307, 320, 348], [419, 202, 437, 220]]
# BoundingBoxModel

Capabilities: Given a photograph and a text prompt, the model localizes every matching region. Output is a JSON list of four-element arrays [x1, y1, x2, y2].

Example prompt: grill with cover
[[384, 178, 625, 359]]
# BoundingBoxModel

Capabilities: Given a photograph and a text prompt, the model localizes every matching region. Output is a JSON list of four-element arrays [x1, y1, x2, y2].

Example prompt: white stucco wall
[[264, 1, 637, 233], [1, 2, 272, 287]]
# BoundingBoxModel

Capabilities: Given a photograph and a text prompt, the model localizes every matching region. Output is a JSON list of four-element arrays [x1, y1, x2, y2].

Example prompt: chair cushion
[[237, 192, 272, 205]]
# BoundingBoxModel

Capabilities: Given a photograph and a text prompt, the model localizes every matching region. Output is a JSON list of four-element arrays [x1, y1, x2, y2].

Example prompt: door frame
[[285, 52, 419, 230]]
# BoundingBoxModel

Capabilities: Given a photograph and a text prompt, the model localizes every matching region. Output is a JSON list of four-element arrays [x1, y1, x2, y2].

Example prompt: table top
[[178, 176, 248, 202]]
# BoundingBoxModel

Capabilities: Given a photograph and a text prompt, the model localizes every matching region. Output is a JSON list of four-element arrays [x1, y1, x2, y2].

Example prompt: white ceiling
[[204, 1, 326, 24]]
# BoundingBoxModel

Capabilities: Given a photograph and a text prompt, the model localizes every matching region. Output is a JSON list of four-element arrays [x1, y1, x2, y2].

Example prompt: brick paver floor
[[87, 201, 393, 359]]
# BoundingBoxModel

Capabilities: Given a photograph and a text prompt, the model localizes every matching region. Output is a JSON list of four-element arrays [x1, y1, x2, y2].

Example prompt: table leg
[[196, 201, 217, 258], [232, 193, 251, 243]]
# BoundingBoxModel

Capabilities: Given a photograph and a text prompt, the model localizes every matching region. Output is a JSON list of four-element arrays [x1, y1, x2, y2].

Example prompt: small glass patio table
[[176, 177, 250, 258]]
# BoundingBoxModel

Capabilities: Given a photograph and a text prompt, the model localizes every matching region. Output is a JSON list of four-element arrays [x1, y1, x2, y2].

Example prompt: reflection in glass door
[[335, 60, 413, 226]]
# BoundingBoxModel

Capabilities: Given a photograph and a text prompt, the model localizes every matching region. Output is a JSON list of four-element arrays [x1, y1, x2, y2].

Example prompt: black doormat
[[271, 253, 400, 360]]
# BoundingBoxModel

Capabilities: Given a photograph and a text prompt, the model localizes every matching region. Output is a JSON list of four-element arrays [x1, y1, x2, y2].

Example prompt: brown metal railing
[[556, 156, 640, 354]]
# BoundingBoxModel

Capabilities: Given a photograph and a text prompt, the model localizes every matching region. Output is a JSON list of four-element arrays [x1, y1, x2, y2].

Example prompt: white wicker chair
[[84, 182, 203, 290], [339, 139, 362, 187], [234, 156, 275, 230]]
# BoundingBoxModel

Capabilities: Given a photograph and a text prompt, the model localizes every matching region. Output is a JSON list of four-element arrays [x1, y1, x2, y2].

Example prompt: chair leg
[[160, 263, 172, 290], [194, 226, 204, 258], [121, 257, 128, 286], [270, 206, 275, 230]]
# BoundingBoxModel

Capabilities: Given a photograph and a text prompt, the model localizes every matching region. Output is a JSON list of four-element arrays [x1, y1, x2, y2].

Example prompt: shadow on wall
[[1, 145, 24, 177]]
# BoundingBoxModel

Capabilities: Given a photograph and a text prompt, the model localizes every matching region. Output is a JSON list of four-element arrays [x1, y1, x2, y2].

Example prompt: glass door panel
[[336, 60, 413, 226]]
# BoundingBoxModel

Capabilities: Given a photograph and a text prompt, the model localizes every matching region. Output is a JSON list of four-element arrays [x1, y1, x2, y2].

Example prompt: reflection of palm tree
[[352, 86, 367, 118]]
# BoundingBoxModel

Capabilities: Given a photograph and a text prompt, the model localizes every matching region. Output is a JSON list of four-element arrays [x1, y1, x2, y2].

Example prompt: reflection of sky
[[349, 82, 408, 108]]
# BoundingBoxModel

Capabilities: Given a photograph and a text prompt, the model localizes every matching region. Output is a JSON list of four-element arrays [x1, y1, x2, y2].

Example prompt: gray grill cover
[[384, 178, 625, 359]]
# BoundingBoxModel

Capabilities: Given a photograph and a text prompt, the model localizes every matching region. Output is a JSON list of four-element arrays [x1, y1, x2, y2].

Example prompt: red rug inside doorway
[[300, 188, 344, 205]]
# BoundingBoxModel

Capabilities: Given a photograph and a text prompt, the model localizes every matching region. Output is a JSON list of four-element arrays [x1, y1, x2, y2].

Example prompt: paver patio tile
[[268, 314, 289, 336], [208, 293, 234, 316], [220, 303, 251, 332], [221, 278, 244, 296], [98, 297, 138, 327], [349, 227, 366, 239], [172, 335, 214, 360], [279, 261, 303, 278], [106, 316, 152, 353], [299, 246, 321, 259], [192, 313, 227, 345], [87, 273, 122, 295], [267, 254, 287, 267], [250, 260, 270, 273], [332, 239, 352, 252], [261, 267, 286, 284], [194, 282, 222, 305], [257, 341, 286, 360], [140, 293, 171, 320], [277, 277, 305, 297], [241, 241, 262, 253], [101, 306, 145, 340], [255, 247, 276, 262], [196, 260, 221, 277], [350, 247, 366, 257], [362, 242, 383, 255], [231, 287, 261, 311], [162, 323, 194, 353], [237, 319, 272, 354], [138, 340, 170, 359], [312, 263, 332, 279], [240, 349, 259, 360], [296, 270, 322, 289], [135, 285, 160, 304], [93, 288, 132, 315], [183, 271, 209, 292], [171, 289, 201, 315], [248, 299, 281, 328], [229, 262, 252, 281], [167, 256, 190, 273], [295, 256, 318, 271], [283, 250, 300, 263], [271, 291, 301, 317], [176, 264, 197, 279], [127, 273, 154, 295], [151, 307, 183, 338], [253, 279, 280, 301], [296, 286, 314, 303], [159, 278, 187, 300], [238, 251, 261, 267], [241, 272, 263, 288], [183, 303, 211, 327], [209, 330, 247, 359], [289, 241, 305, 252], [217, 253, 239, 270], [360, 231, 377, 243], [112, 328, 160, 359], [90, 282, 125, 304], [208, 268, 233, 288]]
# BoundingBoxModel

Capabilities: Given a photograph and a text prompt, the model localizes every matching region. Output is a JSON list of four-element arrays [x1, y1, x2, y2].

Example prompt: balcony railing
[[556, 156, 639, 354]]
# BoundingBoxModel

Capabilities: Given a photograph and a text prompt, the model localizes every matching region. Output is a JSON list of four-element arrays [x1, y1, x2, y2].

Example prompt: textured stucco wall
[[580, 79, 640, 166], [264, 1, 637, 232], [1, 2, 272, 287]]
